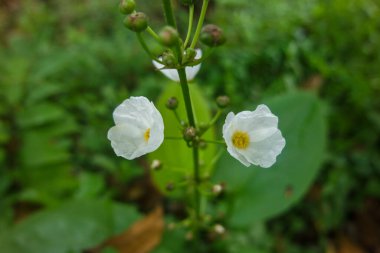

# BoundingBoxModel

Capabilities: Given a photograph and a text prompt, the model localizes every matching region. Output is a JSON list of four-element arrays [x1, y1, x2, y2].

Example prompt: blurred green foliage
[[0, 0, 379, 252]]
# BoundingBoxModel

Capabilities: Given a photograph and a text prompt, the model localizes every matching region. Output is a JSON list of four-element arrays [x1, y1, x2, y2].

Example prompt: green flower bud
[[183, 48, 197, 63], [162, 51, 177, 68], [200, 24, 226, 47], [119, 0, 135, 15], [166, 183, 175, 191], [183, 126, 197, 141], [124, 12, 148, 32], [166, 97, 179, 110], [216, 95, 230, 108], [159, 26, 179, 47], [180, 0, 196, 6]]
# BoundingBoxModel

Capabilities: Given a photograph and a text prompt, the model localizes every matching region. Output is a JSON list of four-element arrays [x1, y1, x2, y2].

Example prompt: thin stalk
[[209, 110, 222, 127], [136, 33, 164, 64], [184, 5, 195, 48], [190, 0, 209, 49], [146, 26, 161, 42], [203, 139, 225, 145], [162, 0, 177, 29], [177, 68, 201, 231], [193, 146, 201, 223], [173, 110, 184, 126], [177, 69, 196, 127], [162, 0, 182, 62], [165, 136, 183, 140]]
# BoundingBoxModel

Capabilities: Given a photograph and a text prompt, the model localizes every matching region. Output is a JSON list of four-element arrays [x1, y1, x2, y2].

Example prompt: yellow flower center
[[144, 128, 150, 142], [232, 131, 250, 150]]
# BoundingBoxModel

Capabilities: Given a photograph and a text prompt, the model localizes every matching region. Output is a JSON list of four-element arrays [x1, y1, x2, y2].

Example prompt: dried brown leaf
[[105, 206, 164, 253]]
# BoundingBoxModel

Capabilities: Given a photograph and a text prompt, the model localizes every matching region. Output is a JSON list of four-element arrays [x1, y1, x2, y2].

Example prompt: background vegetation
[[0, 0, 379, 252]]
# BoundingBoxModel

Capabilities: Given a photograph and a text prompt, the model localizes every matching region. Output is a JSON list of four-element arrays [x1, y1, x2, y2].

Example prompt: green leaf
[[20, 130, 71, 168], [17, 103, 67, 129], [74, 172, 105, 199], [149, 83, 216, 194], [0, 200, 140, 253], [213, 91, 327, 227]]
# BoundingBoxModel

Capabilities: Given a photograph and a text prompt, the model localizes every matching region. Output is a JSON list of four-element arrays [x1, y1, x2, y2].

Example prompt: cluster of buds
[[118, 0, 226, 77], [165, 95, 231, 149], [120, 0, 149, 32], [109, 0, 287, 244]]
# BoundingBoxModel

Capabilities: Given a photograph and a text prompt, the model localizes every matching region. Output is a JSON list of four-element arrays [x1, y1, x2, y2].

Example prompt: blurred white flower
[[152, 49, 202, 82], [222, 105, 285, 168], [107, 96, 164, 160]]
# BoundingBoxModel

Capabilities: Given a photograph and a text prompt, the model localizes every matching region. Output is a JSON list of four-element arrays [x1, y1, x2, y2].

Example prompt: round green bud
[[183, 48, 197, 63], [162, 51, 177, 68], [216, 95, 230, 108], [183, 126, 197, 141], [124, 12, 148, 32], [119, 0, 135, 15], [200, 24, 226, 47], [159, 26, 179, 47], [166, 97, 179, 110]]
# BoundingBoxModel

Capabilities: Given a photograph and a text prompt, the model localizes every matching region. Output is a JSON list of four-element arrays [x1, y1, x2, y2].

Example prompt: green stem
[[165, 136, 183, 140], [193, 146, 201, 224], [177, 68, 201, 231], [184, 5, 195, 48], [203, 139, 225, 145], [162, 0, 177, 29], [146, 26, 161, 42], [162, 0, 182, 62], [173, 109, 184, 126], [136, 33, 164, 64], [177, 69, 196, 127], [190, 0, 209, 49], [209, 110, 222, 127]]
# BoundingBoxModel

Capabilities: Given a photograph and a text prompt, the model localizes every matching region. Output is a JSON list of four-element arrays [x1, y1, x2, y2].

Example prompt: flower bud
[[159, 26, 179, 47], [166, 183, 175, 191], [183, 126, 197, 141], [119, 0, 135, 15], [162, 51, 177, 68], [183, 48, 197, 64], [200, 24, 226, 47], [216, 95, 230, 108], [166, 97, 179, 110], [150, 159, 162, 170], [213, 224, 226, 235], [212, 184, 224, 195], [124, 12, 148, 32]]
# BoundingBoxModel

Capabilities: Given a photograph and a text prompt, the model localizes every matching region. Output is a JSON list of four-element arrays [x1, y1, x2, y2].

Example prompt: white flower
[[107, 96, 164, 160], [222, 105, 285, 168], [152, 49, 202, 82]]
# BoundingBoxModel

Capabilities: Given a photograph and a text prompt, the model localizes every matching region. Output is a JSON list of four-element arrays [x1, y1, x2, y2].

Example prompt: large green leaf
[[0, 200, 140, 253], [149, 82, 216, 194], [213, 91, 327, 227]]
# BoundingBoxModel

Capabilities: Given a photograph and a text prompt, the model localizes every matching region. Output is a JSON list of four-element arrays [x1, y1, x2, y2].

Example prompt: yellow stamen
[[232, 131, 250, 150], [144, 128, 151, 142]]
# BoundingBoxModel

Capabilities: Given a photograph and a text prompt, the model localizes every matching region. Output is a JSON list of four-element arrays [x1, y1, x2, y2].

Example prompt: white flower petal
[[108, 97, 164, 160], [226, 146, 251, 167], [241, 130, 286, 168], [152, 49, 202, 82], [222, 104, 285, 168]]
